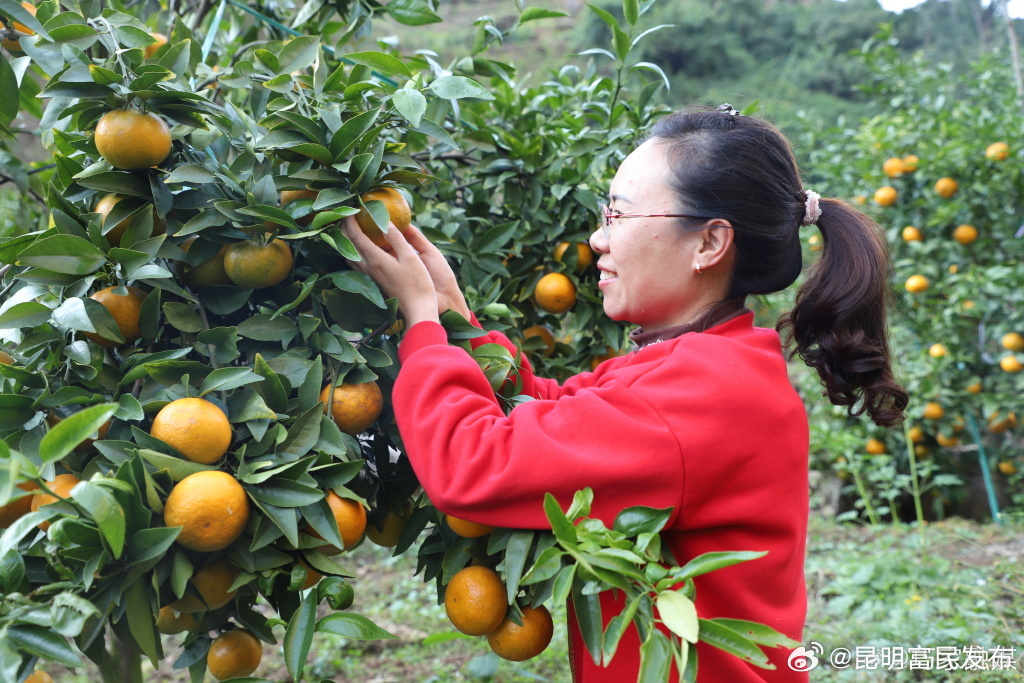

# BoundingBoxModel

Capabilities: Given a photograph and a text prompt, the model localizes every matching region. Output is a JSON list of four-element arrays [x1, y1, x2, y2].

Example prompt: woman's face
[[589, 139, 724, 331]]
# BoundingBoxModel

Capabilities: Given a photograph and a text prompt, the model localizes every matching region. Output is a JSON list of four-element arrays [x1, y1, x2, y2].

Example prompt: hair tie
[[717, 103, 741, 117], [802, 190, 821, 226]]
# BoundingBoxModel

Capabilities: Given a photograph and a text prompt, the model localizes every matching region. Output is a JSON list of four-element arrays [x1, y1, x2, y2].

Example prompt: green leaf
[[697, 618, 771, 668], [382, 0, 442, 26], [342, 51, 412, 78], [284, 594, 317, 680], [39, 403, 117, 465], [587, 3, 619, 29], [613, 506, 672, 536], [199, 367, 261, 396], [126, 527, 180, 565], [73, 481, 126, 559], [162, 302, 205, 333], [0, 301, 51, 329], [19, 235, 106, 275], [712, 619, 800, 649], [602, 593, 643, 665], [391, 88, 427, 128], [125, 577, 163, 665], [246, 479, 324, 508], [502, 530, 535, 604], [6, 624, 82, 666], [0, 58, 16, 129], [519, 7, 569, 23], [278, 36, 320, 74], [520, 546, 566, 586], [237, 314, 298, 343], [50, 593, 101, 638], [638, 630, 673, 683], [316, 613, 397, 640], [278, 404, 322, 458], [657, 590, 698, 643], [543, 492, 578, 546], [571, 581, 603, 665], [429, 75, 494, 101], [675, 550, 767, 580], [612, 25, 631, 61], [622, 0, 639, 26]]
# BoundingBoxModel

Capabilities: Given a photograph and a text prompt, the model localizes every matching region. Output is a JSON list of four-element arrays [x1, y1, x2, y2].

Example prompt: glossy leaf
[[284, 593, 317, 680], [39, 403, 117, 464]]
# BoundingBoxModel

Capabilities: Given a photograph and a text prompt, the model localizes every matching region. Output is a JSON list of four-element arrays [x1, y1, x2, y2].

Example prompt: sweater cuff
[[398, 321, 450, 364]]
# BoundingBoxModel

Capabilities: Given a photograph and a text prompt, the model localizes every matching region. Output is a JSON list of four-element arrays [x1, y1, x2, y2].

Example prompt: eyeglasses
[[598, 204, 716, 239]]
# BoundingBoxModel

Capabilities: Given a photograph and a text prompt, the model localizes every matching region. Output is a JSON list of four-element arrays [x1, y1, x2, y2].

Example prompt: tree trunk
[[998, 0, 1024, 110], [98, 636, 144, 683]]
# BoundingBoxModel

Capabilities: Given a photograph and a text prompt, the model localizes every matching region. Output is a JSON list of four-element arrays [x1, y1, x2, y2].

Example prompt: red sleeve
[[393, 338, 684, 530]]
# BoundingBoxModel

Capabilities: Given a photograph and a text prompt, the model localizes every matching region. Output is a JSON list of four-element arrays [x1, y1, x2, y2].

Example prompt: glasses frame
[[599, 203, 717, 239]]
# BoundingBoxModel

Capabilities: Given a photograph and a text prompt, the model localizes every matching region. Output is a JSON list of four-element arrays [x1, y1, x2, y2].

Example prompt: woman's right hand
[[403, 225, 471, 319]]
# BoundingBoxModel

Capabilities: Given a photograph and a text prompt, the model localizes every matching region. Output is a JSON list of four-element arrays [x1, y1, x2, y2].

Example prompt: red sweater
[[394, 312, 809, 682]]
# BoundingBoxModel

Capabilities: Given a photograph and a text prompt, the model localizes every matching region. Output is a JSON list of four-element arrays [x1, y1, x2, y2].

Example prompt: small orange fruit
[[914, 445, 929, 458], [865, 438, 886, 455], [144, 32, 167, 59], [923, 402, 944, 420], [908, 426, 925, 443], [156, 606, 199, 634], [934, 177, 958, 198], [164, 471, 250, 552], [522, 325, 556, 358], [1, 2, 37, 52], [935, 433, 959, 448], [902, 155, 919, 172], [487, 604, 554, 662], [0, 481, 38, 528], [904, 275, 928, 294], [534, 272, 576, 313], [807, 234, 821, 251], [207, 628, 262, 681], [320, 382, 383, 435], [94, 194, 165, 247], [95, 109, 172, 170], [553, 242, 594, 272], [297, 560, 323, 590], [151, 397, 232, 464], [444, 566, 507, 636], [310, 491, 367, 554], [365, 503, 412, 548], [985, 142, 1009, 161], [952, 224, 977, 245], [902, 226, 922, 242], [0, 350, 12, 364], [965, 381, 982, 394], [170, 556, 240, 612], [997, 461, 1017, 476], [928, 343, 947, 358], [589, 346, 623, 371], [1001, 332, 1024, 352], [1000, 355, 1022, 373], [31, 473, 81, 531], [989, 411, 1017, 434], [84, 285, 146, 348], [223, 236, 293, 289], [179, 237, 230, 289], [873, 186, 898, 206], [355, 187, 413, 249], [882, 157, 905, 178], [445, 513, 494, 538], [22, 671, 53, 683]]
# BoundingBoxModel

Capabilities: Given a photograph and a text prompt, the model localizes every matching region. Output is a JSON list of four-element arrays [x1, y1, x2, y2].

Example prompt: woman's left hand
[[341, 216, 440, 327]]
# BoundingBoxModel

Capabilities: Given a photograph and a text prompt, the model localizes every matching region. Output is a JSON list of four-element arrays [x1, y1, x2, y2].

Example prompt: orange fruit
[[22, 671, 53, 683], [904, 275, 928, 294], [164, 471, 250, 552], [444, 566, 507, 636], [989, 411, 1017, 434], [935, 433, 959, 448], [151, 397, 232, 464], [169, 556, 240, 612], [1000, 355, 1022, 373], [223, 236, 293, 289], [31, 473, 81, 531], [865, 438, 886, 455], [952, 224, 977, 245], [962, 300, 975, 310], [949, 264, 959, 274], [873, 186, 898, 206], [985, 142, 1009, 161], [807, 234, 821, 252], [965, 381, 982, 394], [589, 346, 623, 371], [207, 628, 262, 681], [534, 272, 576, 313], [553, 241, 594, 272], [0, 350, 12, 365], [156, 606, 199, 634], [934, 177, 958, 198], [281, 189, 319, 226], [901, 226, 922, 242], [297, 559, 323, 590], [445, 513, 494, 538], [310, 491, 367, 554], [84, 285, 146, 348], [922, 402, 944, 420], [319, 382, 383, 435], [144, 32, 167, 59], [365, 503, 412, 548], [928, 343, 947, 358], [914, 445, 929, 458], [902, 155, 919, 172], [94, 108, 172, 170], [487, 604, 554, 662], [1001, 332, 1024, 352], [522, 325, 556, 358], [179, 237, 230, 289], [355, 187, 413, 249], [94, 194, 165, 247], [908, 426, 925, 443], [882, 157, 905, 178], [1, 2, 36, 52], [0, 481, 38, 528], [997, 461, 1017, 476]]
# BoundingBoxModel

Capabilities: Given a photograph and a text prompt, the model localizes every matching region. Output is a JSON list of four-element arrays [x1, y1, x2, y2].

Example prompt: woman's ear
[[697, 220, 734, 268]]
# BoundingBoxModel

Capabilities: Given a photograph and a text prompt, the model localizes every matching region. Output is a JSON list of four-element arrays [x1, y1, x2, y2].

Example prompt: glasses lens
[[599, 204, 610, 237]]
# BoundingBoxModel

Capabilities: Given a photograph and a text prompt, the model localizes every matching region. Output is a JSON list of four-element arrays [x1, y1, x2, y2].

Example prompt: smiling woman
[[339, 104, 908, 682]]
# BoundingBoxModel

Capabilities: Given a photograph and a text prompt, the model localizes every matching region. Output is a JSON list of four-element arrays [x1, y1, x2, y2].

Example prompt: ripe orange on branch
[[901, 226, 922, 242], [1001, 332, 1024, 352], [934, 177, 958, 198], [179, 237, 230, 289], [156, 606, 198, 634], [281, 189, 319, 225], [1, 2, 37, 52], [445, 513, 494, 538], [94, 108, 172, 170], [355, 187, 413, 249], [207, 628, 262, 681], [169, 556, 240, 612], [873, 186, 897, 206], [901, 155, 919, 172], [163, 471, 250, 552], [320, 381, 383, 435], [522, 325, 556, 358], [952, 224, 977, 245], [144, 32, 167, 59], [534, 272, 576, 313], [865, 438, 886, 455], [223, 235, 293, 289], [904, 275, 928, 294], [923, 402, 944, 420], [310, 491, 367, 554], [1000, 355, 1022, 373], [0, 481, 38, 528], [444, 566, 507, 636], [882, 157, 905, 178], [31, 473, 81, 531], [94, 194, 165, 247], [366, 502, 412, 548], [487, 604, 554, 661], [84, 285, 146, 348], [985, 142, 1009, 161], [553, 241, 594, 272], [150, 397, 232, 464]]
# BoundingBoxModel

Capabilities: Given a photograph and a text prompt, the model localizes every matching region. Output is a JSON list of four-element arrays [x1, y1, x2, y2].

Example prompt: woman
[[341, 105, 908, 682]]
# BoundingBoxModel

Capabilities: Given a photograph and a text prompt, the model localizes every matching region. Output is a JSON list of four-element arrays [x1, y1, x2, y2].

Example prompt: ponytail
[[777, 199, 908, 427]]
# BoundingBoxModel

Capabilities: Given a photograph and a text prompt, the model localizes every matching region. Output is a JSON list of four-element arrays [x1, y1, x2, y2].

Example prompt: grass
[[36, 514, 1024, 682]]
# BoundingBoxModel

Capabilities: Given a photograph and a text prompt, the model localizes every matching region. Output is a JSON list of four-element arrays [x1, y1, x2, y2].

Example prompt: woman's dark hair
[[648, 106, 908, 428]]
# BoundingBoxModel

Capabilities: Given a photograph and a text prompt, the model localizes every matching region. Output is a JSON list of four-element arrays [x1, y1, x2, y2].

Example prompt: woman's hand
[[341, 217, 440, 327], [401, 225, 471, 319]]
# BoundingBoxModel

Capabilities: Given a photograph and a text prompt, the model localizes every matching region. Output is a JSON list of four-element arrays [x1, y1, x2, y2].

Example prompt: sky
[[876, 0, 1024, 16]]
